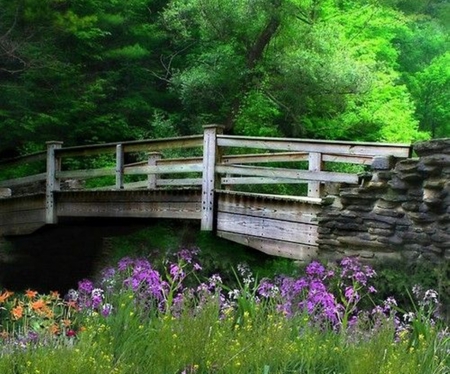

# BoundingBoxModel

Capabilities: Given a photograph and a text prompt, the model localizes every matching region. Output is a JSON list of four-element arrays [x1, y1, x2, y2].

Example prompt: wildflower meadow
[[0, 248, 449, 374]]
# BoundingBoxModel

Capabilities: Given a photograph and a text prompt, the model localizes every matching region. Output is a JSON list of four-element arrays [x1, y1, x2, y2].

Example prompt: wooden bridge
[[0, 126, 412, 260]]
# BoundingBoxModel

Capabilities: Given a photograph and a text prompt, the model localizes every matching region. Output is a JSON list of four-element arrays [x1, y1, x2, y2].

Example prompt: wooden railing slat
[[217, 135, 411, 158], [216, 164, 359, 184], [0, 173, 46, 188]]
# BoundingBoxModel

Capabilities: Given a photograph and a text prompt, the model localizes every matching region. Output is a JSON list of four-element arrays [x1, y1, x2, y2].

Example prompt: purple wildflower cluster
[[67, 248, 204, 316], [257, 257, 380, 330], [66, 250, 445, 343]]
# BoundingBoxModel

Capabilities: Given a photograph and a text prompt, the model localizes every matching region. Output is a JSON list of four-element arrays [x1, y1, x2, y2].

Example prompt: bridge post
[[201, 124, 224, 231], [115, 144, 124, 189], [46, 141, 63, 224], [308, 152, 323, 198], [147, 152, 162, 189]]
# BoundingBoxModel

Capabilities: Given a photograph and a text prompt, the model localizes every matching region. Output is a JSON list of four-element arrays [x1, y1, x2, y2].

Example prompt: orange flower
[[49, 324, 60, 335], [62, 319, 72, 327], [50, 291, 60, 300], [0, 290, 13, 303], [11, 305, 23, 320], [25, 289, 38, 299], [67, 301, 78, 309], [31, 299, 46, 311], [43, 308, 54, 319]]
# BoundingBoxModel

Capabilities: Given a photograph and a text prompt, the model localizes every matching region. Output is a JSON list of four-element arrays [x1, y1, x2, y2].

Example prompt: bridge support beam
[[46, 141, 63, 224], [201, 125, 224, 231]]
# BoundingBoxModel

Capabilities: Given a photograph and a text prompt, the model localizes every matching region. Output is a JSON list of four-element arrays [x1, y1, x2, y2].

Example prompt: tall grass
[[0, 250, 449, 374]]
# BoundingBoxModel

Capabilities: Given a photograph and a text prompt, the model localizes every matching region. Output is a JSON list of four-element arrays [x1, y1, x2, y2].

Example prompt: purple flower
[[78, 279, 94, 295], [306, 261, 325, 278], [101, 303, 113, 317]]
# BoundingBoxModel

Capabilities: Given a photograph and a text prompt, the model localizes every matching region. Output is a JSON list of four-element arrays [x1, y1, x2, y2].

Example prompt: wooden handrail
[[0, 129, 412, 199], [54, 135, 203, 157], [217, 135, 412, 158]]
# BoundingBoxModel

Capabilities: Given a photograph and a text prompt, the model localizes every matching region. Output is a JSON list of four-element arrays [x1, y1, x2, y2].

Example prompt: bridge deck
[[0, 189, 325, 260]]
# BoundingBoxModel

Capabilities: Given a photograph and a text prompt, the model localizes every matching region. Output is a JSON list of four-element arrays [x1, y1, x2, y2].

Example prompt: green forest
[[1, 0, 449, 158]]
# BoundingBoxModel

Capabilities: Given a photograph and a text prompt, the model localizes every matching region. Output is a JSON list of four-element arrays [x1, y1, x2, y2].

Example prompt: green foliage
[[1, 0, 448, 157]]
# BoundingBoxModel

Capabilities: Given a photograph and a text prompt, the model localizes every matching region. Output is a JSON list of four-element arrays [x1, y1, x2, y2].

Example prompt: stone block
[[421, 154, 450, 166], [0, 188, 11, 198], [365, 220, 393, 230], [401, 202, 420, 212], [368, 227, 394, 236], [338, 236, 386, 249], [372, 156, 396, 170], [395, 159, 419, 172], [414, 139, 450, 156], [317, 227, 332, 234], [376, 200, 400, 209], [373, 207, 405, 218]]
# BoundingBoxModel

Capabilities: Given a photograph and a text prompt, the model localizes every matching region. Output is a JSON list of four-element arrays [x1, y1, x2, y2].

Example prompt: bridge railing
[[0, 125, 412, 228]]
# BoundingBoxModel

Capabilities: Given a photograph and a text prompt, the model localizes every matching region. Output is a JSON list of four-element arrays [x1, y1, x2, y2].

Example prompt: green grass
[[1, 293, 449, 374]]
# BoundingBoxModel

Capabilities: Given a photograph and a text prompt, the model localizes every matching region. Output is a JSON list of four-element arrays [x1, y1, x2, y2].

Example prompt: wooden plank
[[221, 177, 309, 185], [116, 144, 124, 189], [125, 164, 203, 175], [217, 196, 319, 224], [201, 125, 223, 231], [56, 190, 202, 204], [222, 152, 308, 164], [46, 141, 63, 224], [323, 154, 372, 165], [216, 189, 324, 204], [56, 201, 201, 219], [217, 135, 411, 158], [217, 230, 318, 261], [157, 178, 202, 187], [308, 152, 322, 198], [0, 198, 46, 213], [147, 152, 162, 189], [127, 152, 372, 167], [56, 135, 203, 158], [217, 211, 318, 245], [0, 173, 46, 188], [57, 168, 115, 179], [216, 164, 359, 184], [90, 178, 202, 190]]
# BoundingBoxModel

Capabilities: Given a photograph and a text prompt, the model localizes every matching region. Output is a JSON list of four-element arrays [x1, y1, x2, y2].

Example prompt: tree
[[411, 52, 450, 138]]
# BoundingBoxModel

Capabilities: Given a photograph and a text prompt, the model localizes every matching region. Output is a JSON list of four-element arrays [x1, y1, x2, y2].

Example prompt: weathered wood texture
[[215, 165, 359, 184], [0, 173, 46, 188], [201, 125, 223, 231], [56, 190, 202, 219], [217, 231, 318, 260], [217, 135, 412, 158], [0, 194, 46, 235], [54, 135, 203, 158], [216, 191, 321, 260]]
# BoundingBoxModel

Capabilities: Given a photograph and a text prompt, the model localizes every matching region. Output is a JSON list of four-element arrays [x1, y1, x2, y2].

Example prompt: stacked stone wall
[[318, 139, 450, 263]]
